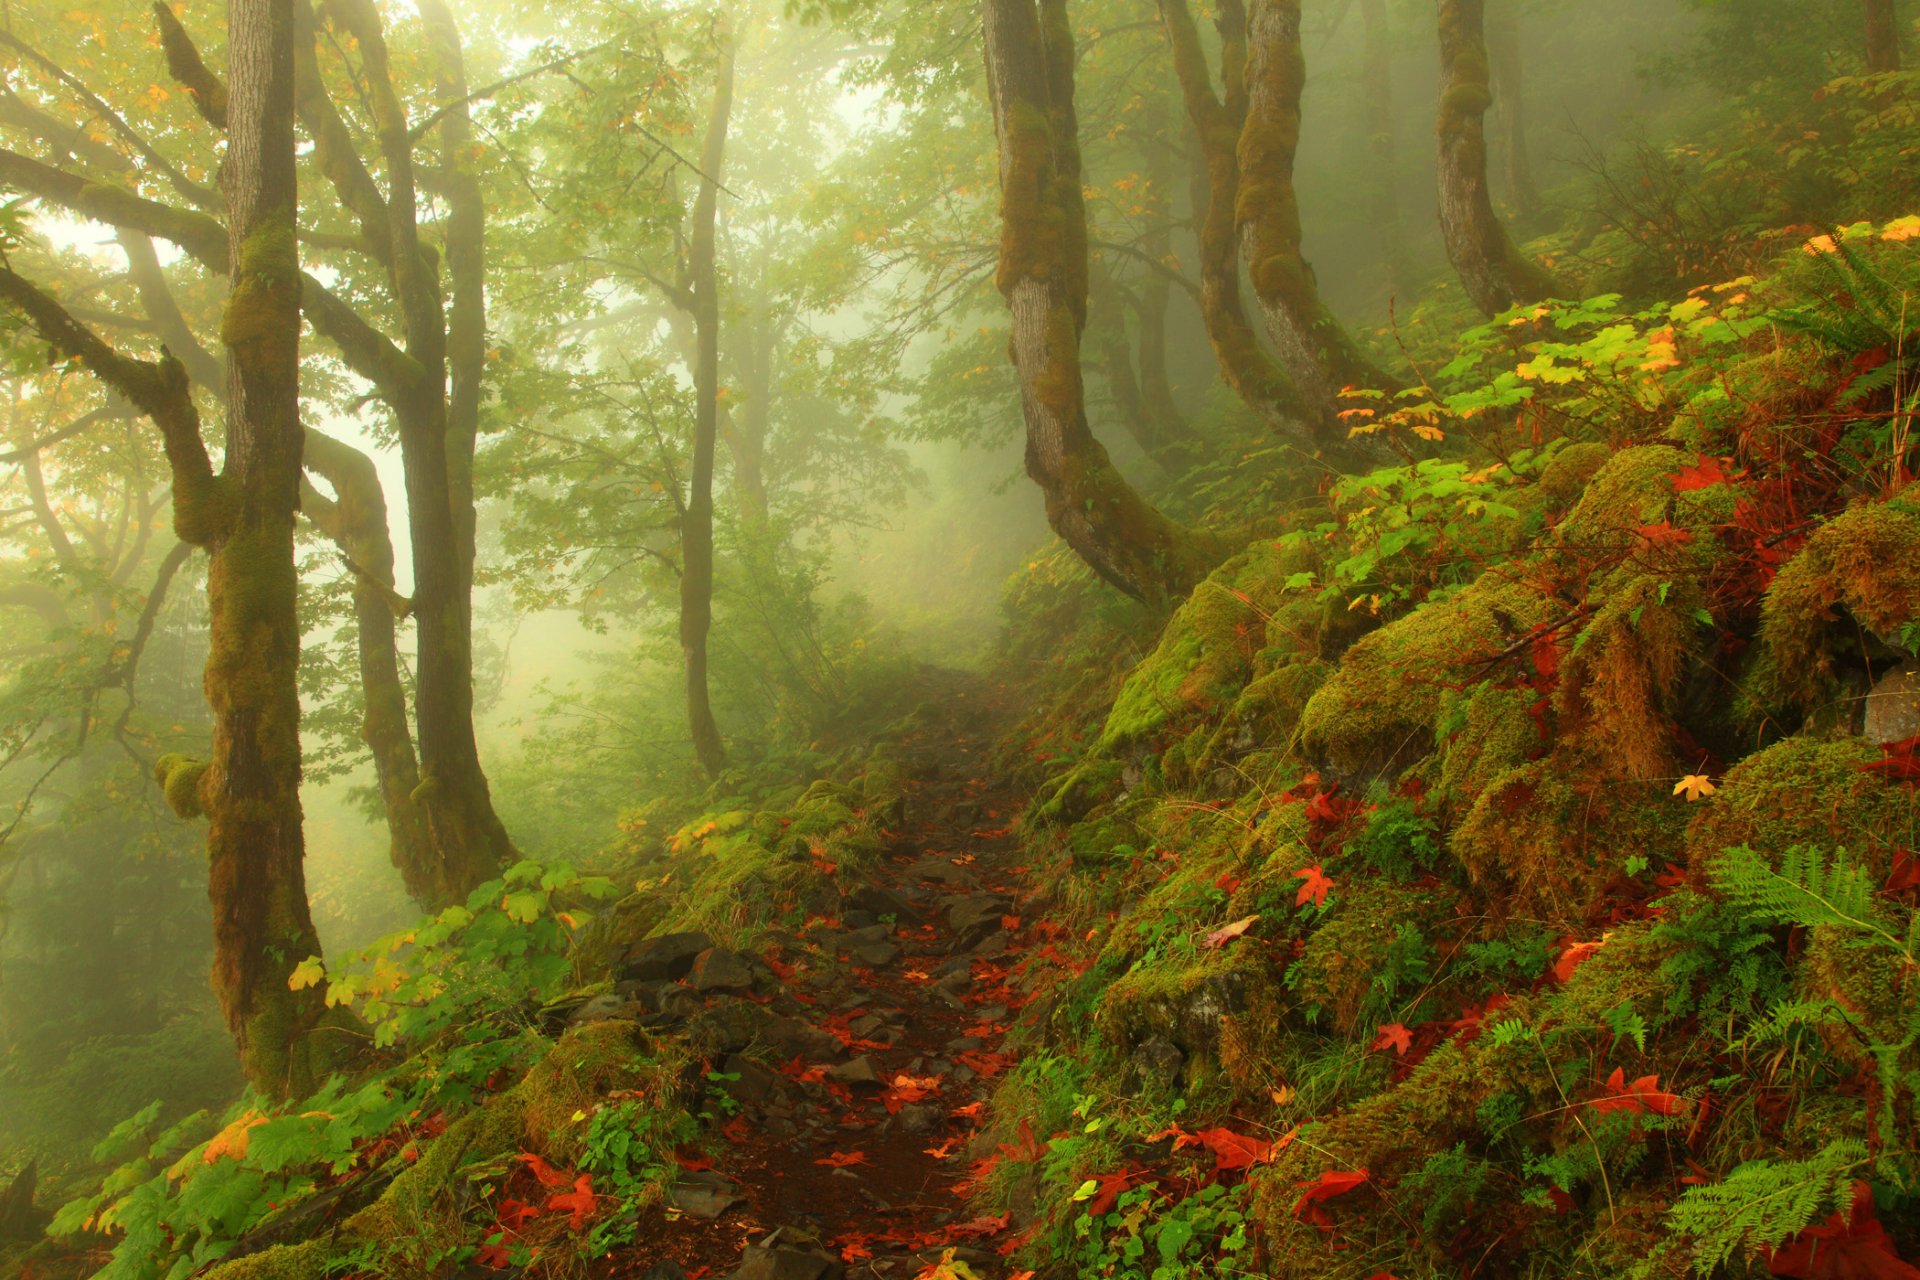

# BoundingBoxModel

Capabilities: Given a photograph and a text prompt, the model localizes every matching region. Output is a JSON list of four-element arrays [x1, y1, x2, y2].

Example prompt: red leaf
[[1553, 936, 1607, 984], [1194, 1127, 1274, 1172], [1590, 1067, 1687, 1117], [999, 1119, 1046, 1163], [1670, 455, 1730, 492], [1634, 521, 1694, 552], [545, 1174, 597, 1230], [493, 1198, 539, 1231], [1371, 1023, 1413, 1056], [673, 1152, 715, 1173], [1294, 865, 1333, 908], [1292, 1168, 1370, 1229], [1083, 1168, 1141, 1217], [475, 1241, 515, 1270], [1214, 870, 1244, 895], [515, 1153, 572, 1189], [1767, 1182, 1920, 1279], [947, 1212, 1011, 1240], [1861, 735, 1920, 786], [815, 1150, 868, 1168], [1202, 915, 1259, 949]]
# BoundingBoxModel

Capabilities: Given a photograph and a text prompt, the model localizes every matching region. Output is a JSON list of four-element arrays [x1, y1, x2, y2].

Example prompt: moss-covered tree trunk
[[683, 30, 733, 781], [299, 430, 434, 905], [1436, 0, 1558, 316], [985, 0, 1211, 602], [1865, 0, 1903, 72], [209, 0, 326, 1098], [1486, 3, 1540, 219], [1239, 0, 1396, 427]]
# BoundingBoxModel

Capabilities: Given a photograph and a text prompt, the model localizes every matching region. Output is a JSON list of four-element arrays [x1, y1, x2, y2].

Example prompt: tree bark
[[1485, 2, 1540, 219], [299, 431, 435, 906], [210, 0, 327, 1098], [1865, 0, 1903, 73], [1159, 0, 1319, 444], [1436, 0, 1558, 317], [683, 28, 733, 781], [1239, 0, 1397, 428], [985, 0, 1211, 602]]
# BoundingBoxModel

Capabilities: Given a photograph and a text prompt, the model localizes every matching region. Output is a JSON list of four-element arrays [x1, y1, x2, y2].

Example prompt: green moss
[[153, 752, 210, 820], [1434, 682, 1538, 812]]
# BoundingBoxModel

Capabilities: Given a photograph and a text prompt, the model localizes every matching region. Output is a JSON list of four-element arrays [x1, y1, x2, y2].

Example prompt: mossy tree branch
[[153, 1, 230, 129]]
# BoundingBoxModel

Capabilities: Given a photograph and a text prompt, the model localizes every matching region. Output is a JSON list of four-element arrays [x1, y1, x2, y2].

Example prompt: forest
[[1, 0, 1919, 1276]]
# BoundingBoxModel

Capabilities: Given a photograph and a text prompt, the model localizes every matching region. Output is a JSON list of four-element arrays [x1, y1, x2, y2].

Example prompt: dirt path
[[611, 684, 1035, 1280]]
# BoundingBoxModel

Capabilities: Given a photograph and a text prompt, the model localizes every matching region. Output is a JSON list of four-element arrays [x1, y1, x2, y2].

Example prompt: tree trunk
[[985, 0, 1211, 602], [1865, 0, 1903, 72], [1238, 0, 1397, 428], [1486, 2, 1540, 219], [299, 430, 435, 906], [683, 30, 733, 781], [1359, 0, 1410, 295], [208, 0, 326, 1097], [1159, 0, 1318, 443], [1133, 99, 1197, 462], [1436, 0, 1558, 317]]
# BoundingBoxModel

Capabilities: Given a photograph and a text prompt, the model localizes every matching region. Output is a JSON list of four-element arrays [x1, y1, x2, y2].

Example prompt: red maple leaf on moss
[[1294, 865, 1333, 908], [1634, 521, 1694, 552], [1590, 1068, 1686, 1117], [1292, 1168, 1369, 1229], [545, 1174, 597, 1230], [1766, 1181, 1920, 1279], [1669, 454, 1731, 492], [1371, 1023, 1413, 1056]]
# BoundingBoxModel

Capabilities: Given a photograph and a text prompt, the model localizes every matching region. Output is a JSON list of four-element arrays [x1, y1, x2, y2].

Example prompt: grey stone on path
[[896, 1103, 943, 1135], [691, 947, 758, 995], [945, 893, 1013, 947], [829, 1055, 884, 1087], [1864, 662, 1920, 745], [845, 884, 921, 920], [668, 1173, 741, 1220], [731, 1229, 844, 1280], [852, 942, 901, 967], [839, 924, 894, 947], [905, 858, 974, 887], [564, 993, 635, 1027], [617, 931, 714, 983], [641, 1263, 691, 1280]]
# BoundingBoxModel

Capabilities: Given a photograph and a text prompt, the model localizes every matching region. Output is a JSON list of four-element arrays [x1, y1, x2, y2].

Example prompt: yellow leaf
[[1673, 774, 1717, 802]]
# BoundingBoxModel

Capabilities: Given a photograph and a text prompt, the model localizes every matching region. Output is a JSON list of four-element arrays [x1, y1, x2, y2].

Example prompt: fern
[[1742, 996, 1851, 1050], [1710, 845, 1908, 960], [1667, 1139, 1867, 1273]]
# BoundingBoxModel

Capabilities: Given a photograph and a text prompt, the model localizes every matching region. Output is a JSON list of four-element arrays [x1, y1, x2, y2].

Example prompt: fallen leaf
[[1371, 1023, 1413, 1056], [545, 1174, 597, 1230], [1294, 865, 1333, 908], [1194, 1127, 1274, 1172], [1767, 1181, 1920, 1279], [1292, 1168, 1370, 1229], [815, 1150, 868, 1168], [1202, 914, 1259, 949], [1590, 1067, 1687, 1118], [1673, 773, 1716, 801], [1669, 455, 1730, 493], [515, 1152, 574, 1189], [1553, 935, 1609, 984]]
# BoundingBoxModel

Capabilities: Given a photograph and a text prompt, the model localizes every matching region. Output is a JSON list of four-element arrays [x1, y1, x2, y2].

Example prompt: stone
[[1130, 1037, 1185, 1089], [839, 909, 879, 930], [721, 1054, 782, 1108], [669, 1174, 741, 1220], [731, 1229, 843, 1280], [850, 1014, 892, 1039], [617, 931, 714, 983], [971, 931, 1011, 957], [829, 1055, 884, 1087], [691, 947, 759, 995], [845, 884, 920, 920], [852, 942, 901, 967], [945, 893, 1013, 947], [566, 993, 637, 1027], [839, 924, 894, 947], [690, 1000, 778, 1053], [896, 1103, 942, 1135], [1864, 662, 1920, 745], [905, 858, 974, 886], [641, 1264, 691, 1280]]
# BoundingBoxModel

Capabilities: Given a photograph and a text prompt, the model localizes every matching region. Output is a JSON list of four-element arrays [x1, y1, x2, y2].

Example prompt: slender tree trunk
[[1436, 0, 1558, 316], [683, 30, 733, 781], [1239, 0, 1397, 426], [1359, 0, 1410, 296], [723, 313, 772, 525], [1134, 100, 1197, 459], [209, 0, 326, 1096], [985, 0, 1211, 602], [1160, 0, 1318, 443], [1866, 0, 1903, 72], [299, 430, 435, 906], [1486, 2, 1539, 219]]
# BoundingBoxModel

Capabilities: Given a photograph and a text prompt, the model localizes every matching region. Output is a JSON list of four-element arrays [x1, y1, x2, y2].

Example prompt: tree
[[1436, 0, 1560, 316], [1486, 2, 1541, 218], [1358, 0, 1411, 295], [983, 0, 1212, 602], [1865, 0, 1903, 72], [683, 24, 734, 781], [0, 0, 328, 1097]]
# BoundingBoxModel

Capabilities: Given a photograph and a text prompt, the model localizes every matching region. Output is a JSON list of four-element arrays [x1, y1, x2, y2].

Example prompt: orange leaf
[[815, 1150, 868, 1168], [1194, 1127, 1274, 1171], [515, 1152, 573, 1188], [1202, 914, 1259, 949], [1371, 1022, 1413, 1056], [545, 1174, 597, 1230], [1590, 1067, 1687, 1117], [1294, 865, 1333, 908], [1292, 1168, 1370, 1229]]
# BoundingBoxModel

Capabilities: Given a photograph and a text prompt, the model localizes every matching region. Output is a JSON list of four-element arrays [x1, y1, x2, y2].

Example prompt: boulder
[[691, 947, 759, 995], [1864, 662, 1920, 745], [617, 931, 715, 983], [945, 893, 1013, 947], [829, 1056, 884, 1087]]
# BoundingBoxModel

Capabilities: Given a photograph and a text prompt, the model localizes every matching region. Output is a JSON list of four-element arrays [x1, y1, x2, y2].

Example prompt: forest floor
[[607, 680, 1035, 1280]]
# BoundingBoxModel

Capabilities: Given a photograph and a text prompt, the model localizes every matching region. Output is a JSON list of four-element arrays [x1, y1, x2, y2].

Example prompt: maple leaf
[[1294, 865, 1333, 908], [1214, 870, 1244, 894], [1766, 1181, 1920, 1279], [1292, 1168, 1370, 1229], [1076, 1168, 1142, 1217], [1860, 735, 1920, 786], [999, 1119, 1046, 1163], [1635, 521, 1694, 552], [947, 1212, 1011, 1240], [493, 1198, 539, 1231], [1669, 454, 1730, 492], [1590, 1067, 1687, 1117], [1202, 914, 1259, 949], [545, 1174, 596, 1230], [474, 1240, 515, 1270], [1673, 774, 1717, 802], [815, 1150, 868, 1168], [203, 1110, 267, 1164], [1553, 935, 1609, 984], [1371, 1022, 1413, 1056], [1194, 1127, 1275, 1171]]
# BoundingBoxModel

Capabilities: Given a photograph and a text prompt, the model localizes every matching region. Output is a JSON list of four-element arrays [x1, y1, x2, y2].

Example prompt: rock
[[852, 942, 901, 967], [830, 1055, 884, 1087], [566, 993, 637, 1027], [691, 947, 759, 995], [0, 1159, 47, 1242], [656, 985, 705, 1021], [839, 909, 879, 930], [896, 1103, 942, 1135], [846, 884, 920, 920], [1864, 662, 1920, 745], [946, 1036, 984, 1053], [721, 1054, 782, 1108], [971, 931, 1011, 957], [839, 924, 894, 947], [765, 1016, 845, 1062], [732, 1228, 844, 1280], [850, 1013, 893, 1039], [669, 1172, 741, 1220], [615, 978, 677, 1008], [945, 893, 1013, 947], [641, 1264, 691, 1280], [690, 1000, 779, 1053], [617, 931, 715, 983], [1130, 1037, 1185, 1089], [905, 858, 974, 886]]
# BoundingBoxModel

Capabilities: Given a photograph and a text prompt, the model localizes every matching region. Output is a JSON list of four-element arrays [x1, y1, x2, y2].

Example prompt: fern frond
[[1741, 996, 1849, 1050], [1667, 1139, 1867, 1273], [1712, 844, 1879, 930]]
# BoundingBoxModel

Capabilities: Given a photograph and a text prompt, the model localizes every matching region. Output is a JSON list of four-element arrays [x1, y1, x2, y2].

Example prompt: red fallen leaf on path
[[957, 1049, 1008, 1077], [815, 1150, 868, 1168], [1305, 788, 1360, 825], [1292, 1168, 1370, 1229], [1194, 1127, 1275, 1171], [951, 1101, 985, 1121], [493, 1198, 539, 1231], [925, 1137, 962, 1159], [1202, 914, 1259, 949], [885, 1073, 943, 1114], [1000, 914, 1021, 931], [947, 1212, 1011, 1239], [546, 1174, 597, 1230], [673, 1152, 715, 1172], [722, 1115, 751, 1143], [1670, 454, 1730, 492], [1766, 1181, 1920, 1279], [1082, 1168, 1143, 1217], [1145, 1122, 1199, 1148], [1371, 1022, 1413, 1056], [1295, 865, 1333, 908], [475, 1240, 514, 1270], [515, 1152, 573, 1189], [1590, 1067, 1687, 1117], [952, 1154, 1000, 1197]]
